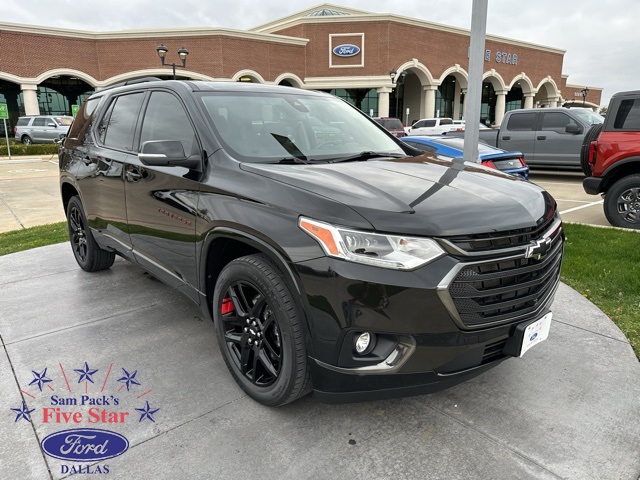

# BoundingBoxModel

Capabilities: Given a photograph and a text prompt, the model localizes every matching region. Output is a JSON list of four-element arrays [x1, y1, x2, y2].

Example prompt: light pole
[[581, 87, 589, 107], [389, 69, 407, 119], [156, 44, 189, 80]]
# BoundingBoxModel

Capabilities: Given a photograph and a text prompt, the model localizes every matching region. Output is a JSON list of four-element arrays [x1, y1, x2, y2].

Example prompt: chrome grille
[[439, 216, 564, 329]]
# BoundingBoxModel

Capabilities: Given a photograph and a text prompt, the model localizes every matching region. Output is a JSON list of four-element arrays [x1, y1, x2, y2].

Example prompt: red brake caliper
[[221, 297, 234, 315]]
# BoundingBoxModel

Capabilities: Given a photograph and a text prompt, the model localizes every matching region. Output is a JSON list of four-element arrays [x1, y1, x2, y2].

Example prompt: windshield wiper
[[276, 157, 308, 164], [327, 151, 407, 163]]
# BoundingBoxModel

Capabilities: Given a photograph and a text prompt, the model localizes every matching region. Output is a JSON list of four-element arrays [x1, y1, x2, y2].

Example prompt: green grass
[[0, 221, 638, 357], [0, 222, 68, 256], [561, 223, 640, 357]]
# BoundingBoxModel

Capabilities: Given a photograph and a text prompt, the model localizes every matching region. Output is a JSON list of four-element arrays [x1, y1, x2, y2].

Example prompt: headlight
[[299, 217, 444, 270]]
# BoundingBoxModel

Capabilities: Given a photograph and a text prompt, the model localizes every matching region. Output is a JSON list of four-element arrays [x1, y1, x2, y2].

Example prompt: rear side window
[[506, 113, 536, 131], [380, 119, 403, 129], [33, 118, 46, 127], [540, 112, 576, 133], [439, 119, 453, 125], [613, 99, 640, 130], [99, 93, 145, 151], [16, 117, 29, 126], [140, 91, 197, 156]]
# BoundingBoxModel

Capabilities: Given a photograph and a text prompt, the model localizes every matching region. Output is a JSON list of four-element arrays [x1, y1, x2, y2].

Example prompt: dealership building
[[0, 3, 601, 129]]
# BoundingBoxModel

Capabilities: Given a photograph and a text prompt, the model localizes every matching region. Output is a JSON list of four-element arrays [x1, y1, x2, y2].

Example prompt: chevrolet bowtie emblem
[[525, 237, 552, 260]]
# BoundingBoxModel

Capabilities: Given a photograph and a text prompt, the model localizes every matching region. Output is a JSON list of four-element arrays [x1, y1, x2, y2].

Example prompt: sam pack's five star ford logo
[[9, 360, 161, 476]]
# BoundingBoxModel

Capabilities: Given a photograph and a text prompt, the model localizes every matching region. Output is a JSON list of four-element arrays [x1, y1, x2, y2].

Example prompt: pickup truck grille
[[439, 216, 563, 329]]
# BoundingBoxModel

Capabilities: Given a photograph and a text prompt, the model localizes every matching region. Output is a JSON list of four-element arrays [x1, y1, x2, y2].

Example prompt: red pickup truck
[[582, 90, 640, 229]]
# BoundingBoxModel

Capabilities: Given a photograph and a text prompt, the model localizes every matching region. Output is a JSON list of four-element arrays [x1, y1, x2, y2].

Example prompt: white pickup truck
[[407, 117, 457, 136]]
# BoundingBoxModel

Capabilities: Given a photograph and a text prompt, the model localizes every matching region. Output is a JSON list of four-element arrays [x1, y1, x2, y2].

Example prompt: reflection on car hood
[[241, 154, 554, 236]]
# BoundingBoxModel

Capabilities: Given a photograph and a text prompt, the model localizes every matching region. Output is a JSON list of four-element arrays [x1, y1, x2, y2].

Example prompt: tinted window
[[66, 97, 102, 146], [380, 119, 403, 129], [424, 120, 436, 127], [439, 119, 453, 125], [16, 117, 29, 126], [101, 93, 145, 151], [614, 99, 640, 130], [403, 141, 437, 154], [413, 121, 426, 128], [33, 118, 46, 127], [140, 92, 196, 155], [506, 113, 536, 131], [541, 112, 576, 133]]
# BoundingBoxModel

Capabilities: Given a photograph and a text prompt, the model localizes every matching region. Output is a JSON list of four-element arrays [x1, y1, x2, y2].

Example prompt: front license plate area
[[502, 311, 552, 358]]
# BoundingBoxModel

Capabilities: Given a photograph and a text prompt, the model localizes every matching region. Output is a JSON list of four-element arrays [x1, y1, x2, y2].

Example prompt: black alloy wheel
[[66, 196, 115, 271], [221, 280, 283, 386], [213, 254, 311, 406], [604, 175, 640, 229]]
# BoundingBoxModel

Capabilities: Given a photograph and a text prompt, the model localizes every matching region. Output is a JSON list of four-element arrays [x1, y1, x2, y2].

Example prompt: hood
[[241, 155, 554, 236]]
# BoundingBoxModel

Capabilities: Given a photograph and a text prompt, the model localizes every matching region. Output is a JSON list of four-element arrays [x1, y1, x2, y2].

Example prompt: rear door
[[124, 89, 201, 301], [501, 112, 538, 165], [534, 111, 583, 167], [31, 117, 47, 142]]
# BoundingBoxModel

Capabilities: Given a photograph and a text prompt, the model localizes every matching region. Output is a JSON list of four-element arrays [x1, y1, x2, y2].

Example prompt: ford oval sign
[[41, 428, 129, 462], [333, 44, 360, 57], [529, 332, 538, 342]]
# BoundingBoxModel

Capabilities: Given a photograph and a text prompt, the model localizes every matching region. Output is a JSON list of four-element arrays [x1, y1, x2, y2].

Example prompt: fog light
[[354, 332, 375, 355]]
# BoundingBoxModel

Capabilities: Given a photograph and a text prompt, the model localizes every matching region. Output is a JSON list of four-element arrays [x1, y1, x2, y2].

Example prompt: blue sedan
[[402, 135, 529, 180]]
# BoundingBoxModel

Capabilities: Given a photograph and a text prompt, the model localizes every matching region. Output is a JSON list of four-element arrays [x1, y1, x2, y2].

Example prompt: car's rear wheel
[[213, 254, 311, 406], [66, 196, 115, 271], [580, 124, 603, 176], [604, 175, 640, 229], [22, 135, 33, 145]]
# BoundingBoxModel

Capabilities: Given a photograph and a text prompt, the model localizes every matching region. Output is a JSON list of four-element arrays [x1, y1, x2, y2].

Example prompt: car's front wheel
[[604, 175, 640, 229], [66, 196, 115, 271], [213, 254, 311, 406]]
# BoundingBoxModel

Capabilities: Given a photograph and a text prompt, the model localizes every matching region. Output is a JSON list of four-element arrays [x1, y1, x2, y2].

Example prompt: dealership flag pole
[[463, 0, 488, 164]]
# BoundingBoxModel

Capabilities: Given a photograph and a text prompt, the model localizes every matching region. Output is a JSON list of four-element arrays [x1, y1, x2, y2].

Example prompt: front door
[[534, 111, 583, 168]]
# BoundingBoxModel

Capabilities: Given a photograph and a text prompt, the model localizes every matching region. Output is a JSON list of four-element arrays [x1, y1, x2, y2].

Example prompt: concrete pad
[[0, 346, 51, 479], [1, 243, 639, 480]]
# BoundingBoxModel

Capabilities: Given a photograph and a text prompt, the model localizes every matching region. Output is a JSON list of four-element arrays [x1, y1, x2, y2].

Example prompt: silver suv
[[14, 115, 73, 144]]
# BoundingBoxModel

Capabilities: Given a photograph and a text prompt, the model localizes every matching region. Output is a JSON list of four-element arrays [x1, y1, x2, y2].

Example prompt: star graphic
[[117, 368, 141, 391], [29, 368, 52, 391], [135, 401, 159, 423], [74, 362, 99, 384], [11, 401, 35, 423]]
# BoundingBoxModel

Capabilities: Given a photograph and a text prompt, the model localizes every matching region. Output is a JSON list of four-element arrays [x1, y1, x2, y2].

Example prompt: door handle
[[537, 136, 546, 140], [502, 136, 511, 140]]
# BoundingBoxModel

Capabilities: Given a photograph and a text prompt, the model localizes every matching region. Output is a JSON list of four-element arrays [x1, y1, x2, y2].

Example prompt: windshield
[[572, 109, 604, 125], [55, 117, 73, 126], [199, 92, 404, 162]]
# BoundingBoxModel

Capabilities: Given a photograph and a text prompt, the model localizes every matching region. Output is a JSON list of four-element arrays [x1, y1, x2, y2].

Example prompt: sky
[[2, 0, 637, 106]]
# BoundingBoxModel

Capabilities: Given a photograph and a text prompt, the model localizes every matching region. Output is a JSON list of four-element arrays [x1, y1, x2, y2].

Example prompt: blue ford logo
[[41, 428, 129, 462], [529, 332, 538, 342], [333, 44, 360, 57]]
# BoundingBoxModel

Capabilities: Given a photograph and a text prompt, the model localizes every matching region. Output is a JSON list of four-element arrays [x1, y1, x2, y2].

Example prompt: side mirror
[[138, 140, 200, 169], [565, 123, 582, 134], [48, 123, 57, 128]]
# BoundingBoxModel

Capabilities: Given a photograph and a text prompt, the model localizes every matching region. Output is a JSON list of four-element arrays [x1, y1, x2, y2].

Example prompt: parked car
[[373, 117, 406, 137], [14, 115, 73, 144], [402, 135, 529, 180], [450, 108, 604, 169], [60, 80, 563, 406], [407, 117, 456, 136], [583, 90, 640, 229]]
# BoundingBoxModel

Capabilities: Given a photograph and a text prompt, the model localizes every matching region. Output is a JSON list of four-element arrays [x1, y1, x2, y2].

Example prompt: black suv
[[60, 80, 564, 406]]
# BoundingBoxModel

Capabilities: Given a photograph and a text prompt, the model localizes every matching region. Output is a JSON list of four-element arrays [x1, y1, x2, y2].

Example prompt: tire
[[66, 196, 115, 271], [213, 254, 311, 406], [604, 175, 640, 229], [580, 124, 603, 176], [22, 135, 33, 145]]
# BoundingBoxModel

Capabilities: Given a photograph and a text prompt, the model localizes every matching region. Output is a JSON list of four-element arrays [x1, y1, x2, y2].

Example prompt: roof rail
[[100, 76, 164, 92]]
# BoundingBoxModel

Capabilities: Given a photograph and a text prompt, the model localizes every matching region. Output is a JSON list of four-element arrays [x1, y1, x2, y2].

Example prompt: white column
[[21, 84, 40, 116], [453, 85, 461, 120], [423, 85, 437, 119], [494, 90, 507, 126], [461, 88, 468, 120], [548, 97, 558, 108], [524, 94, 534, 109], [377, 87, 391, 118]]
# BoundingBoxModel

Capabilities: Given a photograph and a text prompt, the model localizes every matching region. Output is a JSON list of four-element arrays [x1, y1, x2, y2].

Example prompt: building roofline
[[251, 4, 565, 55], [0, 22, 309, 45]]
